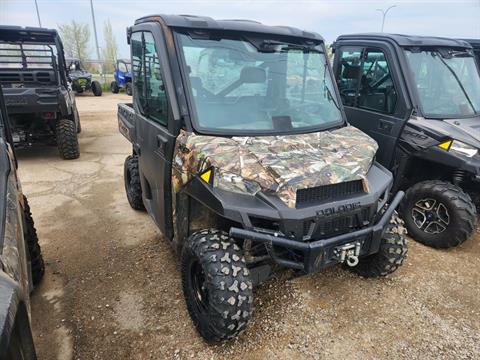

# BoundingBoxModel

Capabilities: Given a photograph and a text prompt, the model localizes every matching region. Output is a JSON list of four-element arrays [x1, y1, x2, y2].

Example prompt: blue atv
[[111, 59, 132, 95]]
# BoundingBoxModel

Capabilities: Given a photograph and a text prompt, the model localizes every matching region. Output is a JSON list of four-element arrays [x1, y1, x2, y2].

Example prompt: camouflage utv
[[0, 85, 44, 359], [118, 14, 408, 342]]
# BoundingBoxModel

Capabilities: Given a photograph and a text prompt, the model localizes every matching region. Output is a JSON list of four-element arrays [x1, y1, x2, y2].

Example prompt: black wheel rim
[[411, 198, 450, 234], [190, 258, 209, 315]]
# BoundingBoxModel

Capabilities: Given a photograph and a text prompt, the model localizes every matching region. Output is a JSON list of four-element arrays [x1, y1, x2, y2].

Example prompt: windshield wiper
[[437, 55, 477, 114]]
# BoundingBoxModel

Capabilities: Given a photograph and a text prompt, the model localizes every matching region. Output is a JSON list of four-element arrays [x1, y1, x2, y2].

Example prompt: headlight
[[440, 139, 479, 158]]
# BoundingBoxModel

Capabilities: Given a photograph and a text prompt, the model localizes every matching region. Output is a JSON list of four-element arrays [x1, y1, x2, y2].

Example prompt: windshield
[[118, 61, 130, 73], [405, 48, 480, 118], [177, 32, 343, 135]]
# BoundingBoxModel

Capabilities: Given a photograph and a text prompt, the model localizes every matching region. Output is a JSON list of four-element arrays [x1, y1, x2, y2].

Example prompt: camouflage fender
[[172, 126, 378, 208], [0, 172, 29, 297]]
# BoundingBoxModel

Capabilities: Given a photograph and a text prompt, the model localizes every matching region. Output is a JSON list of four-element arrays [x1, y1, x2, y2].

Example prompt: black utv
[[332, 34, 480, 248], [119, 15, 408, 342], [0, 84, 44, 360], [0, 26, 80, 159], [66, 58, 102, 96]]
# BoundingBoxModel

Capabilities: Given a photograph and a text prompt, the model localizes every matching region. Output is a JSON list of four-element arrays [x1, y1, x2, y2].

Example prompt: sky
[[1, 0, 479, 59]]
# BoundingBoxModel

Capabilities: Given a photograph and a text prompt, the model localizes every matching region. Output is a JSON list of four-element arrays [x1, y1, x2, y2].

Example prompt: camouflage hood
[[173, 126, 378, 208]]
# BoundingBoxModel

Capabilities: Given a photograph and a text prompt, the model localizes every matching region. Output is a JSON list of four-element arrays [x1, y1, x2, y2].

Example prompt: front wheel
[[91, 80, 102, 96], [351, 212, 407, 278], [401, 181, 477, 248], [23, 195, 44, 287], [56, 119, 80, 159], [181, 230, 253, 342], [125, 82, 132, 96]]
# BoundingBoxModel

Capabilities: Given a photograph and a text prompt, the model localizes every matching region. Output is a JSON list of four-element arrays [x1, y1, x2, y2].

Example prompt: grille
[[296, 180, 364, 207], [302, 206, 372, 240]]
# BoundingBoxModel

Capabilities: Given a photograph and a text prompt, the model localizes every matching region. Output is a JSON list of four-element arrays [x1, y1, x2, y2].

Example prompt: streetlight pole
[[89, 0, 101, 61], [34, 0, 42, 27], [376, 5, 397, 32]]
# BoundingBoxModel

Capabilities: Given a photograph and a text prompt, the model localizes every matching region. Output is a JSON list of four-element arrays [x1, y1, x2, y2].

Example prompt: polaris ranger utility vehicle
[[0, 84, 44, 359], [119, 15, 407, 342], [111, 59, 132, 95], [66, 58, 102, 96], [333, 34, 480, 248], [0, 26, 80, 159]]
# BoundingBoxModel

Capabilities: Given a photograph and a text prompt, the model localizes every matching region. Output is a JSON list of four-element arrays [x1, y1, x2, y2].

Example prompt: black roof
[[135, 14, 323, 42], [461, 39, 480, 50], [0, 25, 58, 43], [336, 33, 472, 49]]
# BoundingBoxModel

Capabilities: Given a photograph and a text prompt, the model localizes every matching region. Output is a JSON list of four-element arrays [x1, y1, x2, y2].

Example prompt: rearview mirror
[[240, 66, 266, 84]]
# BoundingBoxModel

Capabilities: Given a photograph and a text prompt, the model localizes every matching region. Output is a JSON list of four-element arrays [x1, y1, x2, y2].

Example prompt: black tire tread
[[401, 180, 476, 248], [124, 155, 145, 211], [111, 81, 119, 94], [92, 80, 102, 96], [23, 195, 44, 286], [56, 119, 80, 160], [74, 106, 81, 133], [125, 83, 132, 96], [181, 229, 253, 342], [352, 213, 408, 278]]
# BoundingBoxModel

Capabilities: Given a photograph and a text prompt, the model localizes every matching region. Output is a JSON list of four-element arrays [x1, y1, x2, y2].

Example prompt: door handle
[[378, 119, 393, 134], [156, 134, 167, 153]]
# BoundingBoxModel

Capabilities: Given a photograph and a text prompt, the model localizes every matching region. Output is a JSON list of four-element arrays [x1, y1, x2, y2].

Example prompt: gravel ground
[[17, 94, 480, 360]]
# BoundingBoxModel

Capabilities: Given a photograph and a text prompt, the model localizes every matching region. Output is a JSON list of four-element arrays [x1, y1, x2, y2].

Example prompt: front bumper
[[230, 191, 404, 273]]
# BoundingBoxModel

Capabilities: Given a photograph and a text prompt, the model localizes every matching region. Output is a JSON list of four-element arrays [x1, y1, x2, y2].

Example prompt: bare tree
[[58, 21, 90, 62], [102, 20, 117, 73]]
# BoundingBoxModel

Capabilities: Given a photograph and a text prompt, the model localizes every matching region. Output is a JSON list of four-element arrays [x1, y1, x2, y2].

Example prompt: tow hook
[[336, 242, 361, 267]]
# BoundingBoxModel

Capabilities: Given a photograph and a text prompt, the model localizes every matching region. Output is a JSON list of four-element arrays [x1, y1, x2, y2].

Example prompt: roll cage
[[0, 26, 69, 88]]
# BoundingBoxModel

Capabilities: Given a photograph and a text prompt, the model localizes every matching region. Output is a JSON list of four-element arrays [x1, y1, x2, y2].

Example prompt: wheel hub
[[411, 198, 450, 234]]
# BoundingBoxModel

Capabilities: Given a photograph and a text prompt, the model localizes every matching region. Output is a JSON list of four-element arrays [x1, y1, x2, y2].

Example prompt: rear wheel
[[125, 82, 132, 96], [23, 195, 44, 287], [124, 155, 145, 210], [351, 212, 407, 278], [401, 181, 476, 248], [91, 80, 102, 96], [181, 230, 253, 342], [56, 119, 80, 160], [111, 81, 119, 94]]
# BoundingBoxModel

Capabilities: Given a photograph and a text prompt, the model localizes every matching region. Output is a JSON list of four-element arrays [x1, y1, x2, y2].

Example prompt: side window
[[358, 50, 397, 114], [131, 32, 145, 108], [131, 31, 168, 126], [337, 48, 362, 107]]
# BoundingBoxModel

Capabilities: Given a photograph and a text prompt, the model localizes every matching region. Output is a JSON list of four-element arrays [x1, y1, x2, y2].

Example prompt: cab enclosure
[[118, 15, 407, 342], [333, 33, 480, 248]]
